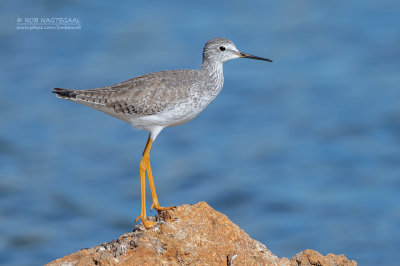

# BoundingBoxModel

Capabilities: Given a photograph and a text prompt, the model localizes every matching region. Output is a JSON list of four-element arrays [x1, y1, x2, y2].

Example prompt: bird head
[[202, 38, 272, 64]]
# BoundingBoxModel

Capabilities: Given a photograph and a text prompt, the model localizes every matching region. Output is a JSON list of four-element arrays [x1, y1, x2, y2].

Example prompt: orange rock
[[289, 249, 357, 266], [46, 202, 356, 266]]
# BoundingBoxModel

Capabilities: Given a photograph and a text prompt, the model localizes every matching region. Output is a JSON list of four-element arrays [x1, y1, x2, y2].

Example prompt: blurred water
[[1, 1, 400, 265]]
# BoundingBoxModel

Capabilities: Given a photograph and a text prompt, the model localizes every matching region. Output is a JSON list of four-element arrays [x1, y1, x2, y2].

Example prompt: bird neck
[[201, 60, 224, 92], [201, 59, 223, 74]]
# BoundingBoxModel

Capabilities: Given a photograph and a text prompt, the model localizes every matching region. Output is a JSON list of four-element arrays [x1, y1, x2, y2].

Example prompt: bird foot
[[136, 215, 157, 229], [151, 203, 176, 212]]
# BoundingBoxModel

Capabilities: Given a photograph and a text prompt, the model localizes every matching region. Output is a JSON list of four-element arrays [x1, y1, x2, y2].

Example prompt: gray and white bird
[[53, 38, 272, 228]]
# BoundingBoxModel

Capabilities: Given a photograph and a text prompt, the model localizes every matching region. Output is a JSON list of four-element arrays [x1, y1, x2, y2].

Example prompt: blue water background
[[1, 1, 399, 265]]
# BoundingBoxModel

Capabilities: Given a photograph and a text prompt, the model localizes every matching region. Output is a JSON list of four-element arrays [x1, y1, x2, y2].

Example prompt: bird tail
[[52, 88, 77, 99]]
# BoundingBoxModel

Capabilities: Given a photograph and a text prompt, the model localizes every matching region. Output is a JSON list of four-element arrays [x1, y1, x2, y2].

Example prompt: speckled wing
[[54, 70, 204, 117], [106, 70, 202, 115]]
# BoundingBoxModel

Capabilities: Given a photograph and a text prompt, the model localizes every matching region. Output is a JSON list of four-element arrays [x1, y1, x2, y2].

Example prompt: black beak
[[237, 51, 273, 62]]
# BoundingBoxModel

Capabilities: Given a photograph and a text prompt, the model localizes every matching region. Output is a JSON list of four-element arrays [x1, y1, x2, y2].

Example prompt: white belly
[[129, 98, 208, 131]]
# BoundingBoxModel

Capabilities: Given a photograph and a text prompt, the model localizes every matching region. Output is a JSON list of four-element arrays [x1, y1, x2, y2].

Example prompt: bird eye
[[219, 46, 226, 51]]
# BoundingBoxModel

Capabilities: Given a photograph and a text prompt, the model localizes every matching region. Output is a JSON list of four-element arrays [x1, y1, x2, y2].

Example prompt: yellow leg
[[142, 136, 175, 212], [146, 156, 175, 212], [136, 135, 174, 228], [135, 137, 156, 229]]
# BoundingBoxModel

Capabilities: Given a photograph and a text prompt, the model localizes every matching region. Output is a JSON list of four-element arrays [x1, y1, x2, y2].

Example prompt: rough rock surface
[[47, 202, 356, 265]]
